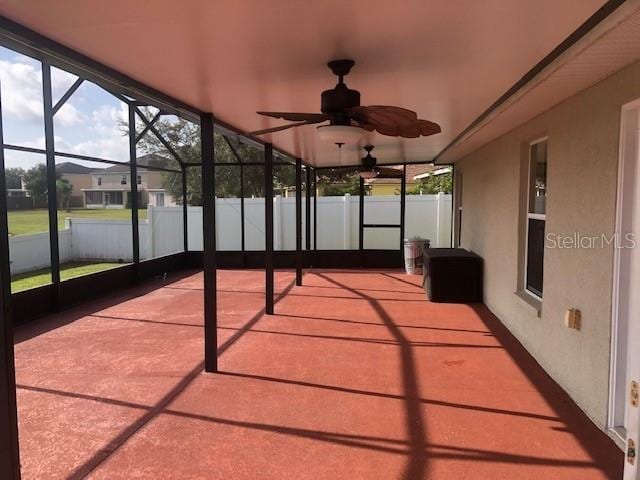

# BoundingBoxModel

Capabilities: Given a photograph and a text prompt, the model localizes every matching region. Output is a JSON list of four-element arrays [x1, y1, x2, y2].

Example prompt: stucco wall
[[456, 59, 640, 429]]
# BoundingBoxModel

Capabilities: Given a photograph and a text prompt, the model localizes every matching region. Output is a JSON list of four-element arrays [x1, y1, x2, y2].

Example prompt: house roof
[[102, 154, 171, 173], [56, 162, 96, 174], [366, 164, 443, 185], [57, 154, 172, 175]]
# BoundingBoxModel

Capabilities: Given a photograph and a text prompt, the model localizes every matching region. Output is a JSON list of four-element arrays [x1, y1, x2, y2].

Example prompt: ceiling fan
[[359, 145, 380, 179], [250, 59, 441, 143]]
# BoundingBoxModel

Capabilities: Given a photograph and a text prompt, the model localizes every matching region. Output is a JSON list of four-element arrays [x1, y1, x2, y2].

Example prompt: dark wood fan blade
[[250, 119, 325, 136], [257, 111, 329, 122], [349, 105, 441, 138]]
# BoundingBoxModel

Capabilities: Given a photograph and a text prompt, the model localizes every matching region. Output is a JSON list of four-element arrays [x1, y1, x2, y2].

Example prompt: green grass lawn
[[11, 261, 124, 293], [8, 209, 147, 236]]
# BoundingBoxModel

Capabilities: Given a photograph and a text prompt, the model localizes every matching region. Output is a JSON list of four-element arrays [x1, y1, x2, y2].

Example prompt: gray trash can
[[404, 238, 430, 274]]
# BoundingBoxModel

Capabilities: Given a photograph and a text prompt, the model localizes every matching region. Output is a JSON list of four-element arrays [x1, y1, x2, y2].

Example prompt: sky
[[0, 46, 136, 170]]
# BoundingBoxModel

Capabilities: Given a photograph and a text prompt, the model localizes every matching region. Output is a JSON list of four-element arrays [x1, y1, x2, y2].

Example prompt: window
[[121, 175, 127, 185], [85, 191, 103, 204], [105, 191, 124, 205], [97, 176, 102, 186], [525, 139, 547, 298], [137, 175, 142, 185]]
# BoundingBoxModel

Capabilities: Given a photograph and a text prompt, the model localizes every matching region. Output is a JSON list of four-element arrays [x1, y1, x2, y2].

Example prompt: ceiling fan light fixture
[[359, 168, 379, 179], [316, 124, 365, 145]]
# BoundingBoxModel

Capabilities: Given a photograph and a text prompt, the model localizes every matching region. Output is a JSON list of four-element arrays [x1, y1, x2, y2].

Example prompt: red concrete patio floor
[[13, 269, 622, 479]]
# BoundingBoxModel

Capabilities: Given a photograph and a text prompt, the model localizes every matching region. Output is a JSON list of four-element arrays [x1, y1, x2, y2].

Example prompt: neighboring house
[[366, 164, 450, 195], [57, 162, 95, 207], [57, 154, 176, 209]]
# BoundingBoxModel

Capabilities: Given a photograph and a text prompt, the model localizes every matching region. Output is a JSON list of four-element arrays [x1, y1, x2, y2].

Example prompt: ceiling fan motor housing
[[321, 84, 360, 120]]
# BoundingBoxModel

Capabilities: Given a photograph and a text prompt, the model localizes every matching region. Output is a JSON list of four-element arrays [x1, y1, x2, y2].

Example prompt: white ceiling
[[436, 1, 640, 164], [0, 0, 608, 166]]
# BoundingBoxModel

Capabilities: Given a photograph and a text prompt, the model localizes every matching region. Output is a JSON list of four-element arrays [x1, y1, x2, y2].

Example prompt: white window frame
[[524, 137, 548, 301]]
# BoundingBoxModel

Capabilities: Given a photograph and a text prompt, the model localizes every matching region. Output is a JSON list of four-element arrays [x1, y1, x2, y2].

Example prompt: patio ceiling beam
[[51, 77, 83, 116], [134, 107, 184, 167]]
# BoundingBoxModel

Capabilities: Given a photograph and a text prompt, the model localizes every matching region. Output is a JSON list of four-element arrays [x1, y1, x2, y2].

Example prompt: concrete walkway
[[14, 269, 622, 479]]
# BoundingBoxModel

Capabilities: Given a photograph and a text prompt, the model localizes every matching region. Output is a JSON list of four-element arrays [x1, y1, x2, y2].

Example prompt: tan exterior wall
[[369, 183, 402, 195], [61, 173, 92, 192], [456, 60, 640, 429]]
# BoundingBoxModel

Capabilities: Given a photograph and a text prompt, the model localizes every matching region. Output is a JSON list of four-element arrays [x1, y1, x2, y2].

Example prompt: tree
[[56, 179, 73, 211], [316, 168, 361, 196], [23, 164, 57, 203], [134, 110, 295, 204], [5, 167, 25, 190], [407, 171, 452, 195]]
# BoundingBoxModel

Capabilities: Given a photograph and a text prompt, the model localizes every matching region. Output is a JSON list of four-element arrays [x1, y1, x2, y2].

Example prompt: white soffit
[[0, 0, 609, 167], [437, 0, 640, 164]]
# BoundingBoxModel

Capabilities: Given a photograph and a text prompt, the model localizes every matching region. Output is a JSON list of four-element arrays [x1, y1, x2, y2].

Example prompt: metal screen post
[[0, 78, 21, 480], [265, 144, 274, 314], [400, 164, 407, 251], [128, 105, 140, 280], [313, 169, 317, 251], [201, 113, 217, 373], [305, 167, 311, 266], [295, 158, 303, 286], [42, 63, 61, 304], [240, 161, 246, 267], [359, 176, 365, 264], [182, 166, 188, 252]]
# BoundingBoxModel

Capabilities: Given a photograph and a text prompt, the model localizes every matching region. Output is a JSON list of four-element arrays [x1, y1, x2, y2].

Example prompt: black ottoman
[[423, 248, 483, 303]]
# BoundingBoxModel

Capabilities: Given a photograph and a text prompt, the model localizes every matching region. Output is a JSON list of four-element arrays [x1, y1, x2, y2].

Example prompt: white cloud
[[70, 136, 128, 162], [0, 60, 43, 122], [90, 103, 128, 135], [0, 59, 85, 126], [55, 103, 84, 127], [14, 132, 128, 163]]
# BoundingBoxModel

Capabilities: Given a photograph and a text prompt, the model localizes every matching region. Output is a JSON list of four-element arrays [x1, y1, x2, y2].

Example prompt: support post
[[201, 113, 217, 372], [182, 166, 188, 252], [305, 167, 311, 263], [0, 78, 21, 480], [42, 63, 61, 305], [359, 176, 365, 262], [313, 169, 317, 251], [295, 158, 302, 286], [128, 105, 140, 279], [265, 144, 274, 315], [400, 164, 407, 251], [343, 194, 351, 249], [240, 161, 246, 267]]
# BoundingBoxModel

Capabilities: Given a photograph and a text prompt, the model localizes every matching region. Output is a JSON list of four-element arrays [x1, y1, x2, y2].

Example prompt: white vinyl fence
[[9, 194, 451, 275]]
